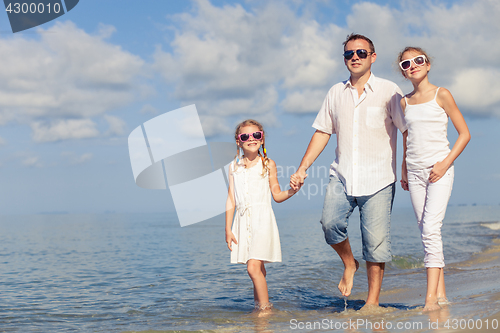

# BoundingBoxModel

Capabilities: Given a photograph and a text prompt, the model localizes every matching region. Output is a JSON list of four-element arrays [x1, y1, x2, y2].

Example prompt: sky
[[0, 0, 499, 218]]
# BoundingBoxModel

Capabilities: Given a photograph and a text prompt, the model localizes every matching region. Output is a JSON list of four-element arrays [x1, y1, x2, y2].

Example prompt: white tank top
[[405, 87, 450, 171]]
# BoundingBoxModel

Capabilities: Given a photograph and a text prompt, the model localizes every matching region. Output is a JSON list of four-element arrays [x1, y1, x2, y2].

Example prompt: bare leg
[[423, 267, 442, 311], [247, 259, 269, 307], [253, 264, 267, 302], [437, 268, 447, 302], [331, 238, 359, 297], [362, 261, 385, 308]]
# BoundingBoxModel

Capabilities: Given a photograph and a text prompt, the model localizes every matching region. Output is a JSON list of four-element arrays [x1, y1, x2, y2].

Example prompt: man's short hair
[[343, 33, 375, 53]]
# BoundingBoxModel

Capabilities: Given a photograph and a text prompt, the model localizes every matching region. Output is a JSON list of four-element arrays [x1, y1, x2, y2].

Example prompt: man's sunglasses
[[238, 131, 263, 142], [343, 49, 372, 60], [399, 55, 427, 71]]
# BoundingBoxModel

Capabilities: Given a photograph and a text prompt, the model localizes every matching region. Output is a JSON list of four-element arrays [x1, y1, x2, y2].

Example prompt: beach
[[0, 205, 499, 332]]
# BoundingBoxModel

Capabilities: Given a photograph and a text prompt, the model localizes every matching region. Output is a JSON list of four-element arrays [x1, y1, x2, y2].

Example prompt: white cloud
[[152, 0, 500, 127], [280, 89, 327, 113], [199, 115, 232, 137], [3, 0, 497, 145], [140, 104, 158, 115], [61, 151, 93, 165], [345, 2, 406, 67], [96, 22, 117, 39], [448, 68, 500, 116], [0, 136, 5, 146], [281, 21, 341, 89], [31, 119, 100, 142], [0, 21, 148, 141], [154, 0, 500, 125], [153, 0, 347, 133], [343, 1, 500, 116], [104, 115, 127, 136], [22, 155, 42, 168]]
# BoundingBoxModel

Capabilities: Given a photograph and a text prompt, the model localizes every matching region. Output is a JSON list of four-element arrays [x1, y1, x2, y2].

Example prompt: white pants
[[408, 165, 454, 268]]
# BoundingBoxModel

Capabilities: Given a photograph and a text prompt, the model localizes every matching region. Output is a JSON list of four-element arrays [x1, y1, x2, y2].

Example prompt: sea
[[1, 205, 500, 332]]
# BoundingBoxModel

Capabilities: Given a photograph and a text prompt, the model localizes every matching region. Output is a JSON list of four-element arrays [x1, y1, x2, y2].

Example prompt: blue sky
[[0, 0, 499, 216]]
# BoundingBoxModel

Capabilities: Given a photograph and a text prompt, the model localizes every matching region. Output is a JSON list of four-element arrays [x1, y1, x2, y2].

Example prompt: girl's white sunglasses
[[399, 55, 427, 71]]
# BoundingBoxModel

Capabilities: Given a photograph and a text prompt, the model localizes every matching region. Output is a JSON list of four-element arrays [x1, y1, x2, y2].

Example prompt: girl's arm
[[401, 130, 409, 191], [430, 88, 471, 183], [268, 159, 297, 203], [225, 168, 237, 250], [400, 98, 409, 191]]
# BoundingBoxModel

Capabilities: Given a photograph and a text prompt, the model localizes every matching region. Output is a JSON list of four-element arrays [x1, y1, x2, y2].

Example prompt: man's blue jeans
[[320, 174, 395, 262]]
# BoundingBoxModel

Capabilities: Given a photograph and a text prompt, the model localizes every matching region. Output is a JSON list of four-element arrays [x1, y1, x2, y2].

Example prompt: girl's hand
[[401, 131, 409, 191], [400, 178, 409, 191], [289, 174, 300, 189], [226, 231, 237, 251], [429, 160, 449, 183]]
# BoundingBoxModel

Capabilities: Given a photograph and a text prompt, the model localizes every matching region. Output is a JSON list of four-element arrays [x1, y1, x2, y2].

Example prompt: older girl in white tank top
[[404, 87, 450, 171], [398, 47, 470, 312]]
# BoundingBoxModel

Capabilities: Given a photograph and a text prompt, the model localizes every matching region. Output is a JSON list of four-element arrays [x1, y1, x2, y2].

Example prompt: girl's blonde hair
[[233, 119, 269, 177], [397, 46, 432, 78]]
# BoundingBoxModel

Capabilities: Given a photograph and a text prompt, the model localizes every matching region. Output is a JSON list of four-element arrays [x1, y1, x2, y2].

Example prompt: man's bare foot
[[359, 303, 382, 313], [338, 259, 359, 297], [423, 301, 441, 312]]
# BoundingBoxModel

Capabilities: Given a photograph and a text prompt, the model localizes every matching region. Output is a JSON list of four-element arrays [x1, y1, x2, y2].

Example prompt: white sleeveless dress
[[229, 159, 282, 264]]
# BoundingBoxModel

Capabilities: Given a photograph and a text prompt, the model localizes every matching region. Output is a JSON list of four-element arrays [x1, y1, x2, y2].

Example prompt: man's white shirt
[[312, 73, 407, 196]]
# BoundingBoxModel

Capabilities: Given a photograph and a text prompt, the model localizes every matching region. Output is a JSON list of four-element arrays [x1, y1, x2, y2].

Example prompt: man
[[290, 33, 406, 308]]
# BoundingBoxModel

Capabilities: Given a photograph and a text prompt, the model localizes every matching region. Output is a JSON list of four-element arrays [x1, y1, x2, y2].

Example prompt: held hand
[[289, 175, 299, 191], [290, 170, 307, 191], [225, 231, 237, 251], [400, 172, 409, 191], [429, 161, 448, 183], [290, 176, 300, 191]]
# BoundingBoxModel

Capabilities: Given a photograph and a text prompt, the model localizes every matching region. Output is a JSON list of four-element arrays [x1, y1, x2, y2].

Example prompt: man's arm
[[389, 87, 407, 133], [290, 130, 331, 190]]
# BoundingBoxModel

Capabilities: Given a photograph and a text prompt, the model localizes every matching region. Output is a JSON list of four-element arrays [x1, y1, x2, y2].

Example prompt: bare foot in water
[[254, 303, 273, 317], [359, 303, 382, 313], [256, 308, 273, 317], [423, 301, 441, 312], [437, 297, 450, 305], [338, 259, 359, 297]]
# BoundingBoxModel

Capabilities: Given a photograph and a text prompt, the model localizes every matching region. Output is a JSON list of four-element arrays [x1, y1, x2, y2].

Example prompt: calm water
[[0, 205, 499, 332]]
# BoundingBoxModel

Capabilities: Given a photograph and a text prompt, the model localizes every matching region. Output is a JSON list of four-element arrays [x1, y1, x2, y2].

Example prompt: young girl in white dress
[[398, 47, 471, 312], [225, 119, 297, 312]]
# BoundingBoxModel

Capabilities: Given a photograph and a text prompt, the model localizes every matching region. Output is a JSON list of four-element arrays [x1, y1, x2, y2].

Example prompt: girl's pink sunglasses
[[238, 131, 263, 142]]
